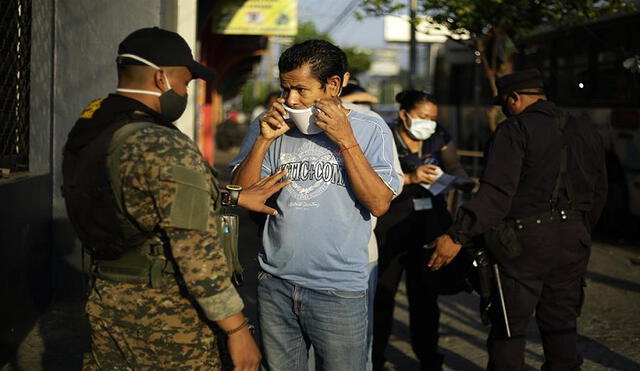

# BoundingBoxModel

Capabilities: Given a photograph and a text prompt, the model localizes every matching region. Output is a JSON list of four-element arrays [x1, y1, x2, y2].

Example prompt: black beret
[[493, 69, 544, 104]]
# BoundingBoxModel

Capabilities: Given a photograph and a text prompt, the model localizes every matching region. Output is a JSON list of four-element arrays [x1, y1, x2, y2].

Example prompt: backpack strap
[[549, 110, 575, 211], [96, 121, 174, 288], [106, 121, 156, 242], [107, 122, 155, 210]]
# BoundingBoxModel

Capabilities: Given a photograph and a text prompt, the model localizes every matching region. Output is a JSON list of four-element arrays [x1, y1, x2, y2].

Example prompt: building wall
[[0, 0, 56, 362], [0, 0, 198, 364], [51, 0, 164, 299]]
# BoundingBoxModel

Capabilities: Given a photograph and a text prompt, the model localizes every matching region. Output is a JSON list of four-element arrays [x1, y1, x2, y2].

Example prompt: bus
[[432, 11, 640, 241]]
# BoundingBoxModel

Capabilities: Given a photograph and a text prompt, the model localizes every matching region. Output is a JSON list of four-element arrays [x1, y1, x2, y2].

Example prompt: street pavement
[[232, 206, 640, 371], [2, 148, 639, 370]]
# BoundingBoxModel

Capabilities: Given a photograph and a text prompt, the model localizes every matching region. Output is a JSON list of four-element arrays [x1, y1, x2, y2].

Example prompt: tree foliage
[[294, 21, 334, 44], [294, 21, 373, 77], [344, 47, 373, 76], [360, 0, 634, 92]]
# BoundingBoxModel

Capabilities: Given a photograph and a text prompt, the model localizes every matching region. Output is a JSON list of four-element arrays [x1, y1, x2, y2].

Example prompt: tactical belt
[[512, 209, 584, 231], [92, 242, 175, 288], [509, 110, 584, 232]]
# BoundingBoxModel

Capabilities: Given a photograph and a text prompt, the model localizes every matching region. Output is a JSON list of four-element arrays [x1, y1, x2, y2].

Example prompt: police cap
[[117, 27, 216, 81], [493, 69, 544, 105]]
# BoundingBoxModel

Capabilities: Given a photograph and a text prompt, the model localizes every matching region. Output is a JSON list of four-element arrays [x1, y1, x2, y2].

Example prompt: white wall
[[51, 0, 164, 295], [173, 0, 198, 139]]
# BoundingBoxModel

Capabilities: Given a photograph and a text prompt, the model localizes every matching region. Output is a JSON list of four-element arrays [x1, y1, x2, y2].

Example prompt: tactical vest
[[63, 114, 242, 288], [62, 113, 160, 260]]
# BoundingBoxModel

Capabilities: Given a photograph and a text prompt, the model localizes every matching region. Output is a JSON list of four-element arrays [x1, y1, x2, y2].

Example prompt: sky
[[296, 0, 417, 70], [297, 0, 390, 49]]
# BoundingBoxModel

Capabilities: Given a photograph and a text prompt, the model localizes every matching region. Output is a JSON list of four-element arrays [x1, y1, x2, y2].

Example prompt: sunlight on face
[[406, 101, 438, 127], [279, 64, 336, 108]]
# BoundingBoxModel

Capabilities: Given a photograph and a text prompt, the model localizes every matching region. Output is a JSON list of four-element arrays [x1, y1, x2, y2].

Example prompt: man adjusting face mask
[[404, 114, 437, 141], [116, 54, 188, 122]]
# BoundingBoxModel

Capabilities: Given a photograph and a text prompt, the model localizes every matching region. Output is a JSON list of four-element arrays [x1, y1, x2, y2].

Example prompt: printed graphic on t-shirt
[[276, 140, 347, 207]]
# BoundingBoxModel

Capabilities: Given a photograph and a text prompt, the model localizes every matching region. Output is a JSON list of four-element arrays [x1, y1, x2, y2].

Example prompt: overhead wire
[[323, 0, 361, 35]]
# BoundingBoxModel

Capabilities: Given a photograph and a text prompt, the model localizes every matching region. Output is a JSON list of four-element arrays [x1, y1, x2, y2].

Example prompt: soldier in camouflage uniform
[[63, 28, 289, 370]]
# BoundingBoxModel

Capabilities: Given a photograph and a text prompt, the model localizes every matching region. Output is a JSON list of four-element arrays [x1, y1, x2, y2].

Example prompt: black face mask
[[501, 103, 512, 117], [159, 89, 188, 122]]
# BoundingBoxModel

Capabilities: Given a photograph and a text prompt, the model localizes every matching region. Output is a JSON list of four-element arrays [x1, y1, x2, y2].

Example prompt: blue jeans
[[257, 271, 368, 371], [366, 262, 378, 371]]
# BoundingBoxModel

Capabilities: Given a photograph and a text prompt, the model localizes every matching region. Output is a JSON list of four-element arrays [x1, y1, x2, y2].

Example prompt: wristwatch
[[222, 184, 242, 206]]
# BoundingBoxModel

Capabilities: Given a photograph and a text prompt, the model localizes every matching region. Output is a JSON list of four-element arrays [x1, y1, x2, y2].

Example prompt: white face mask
[[282, 104, 323, 135], [404, 114, 437, 140]]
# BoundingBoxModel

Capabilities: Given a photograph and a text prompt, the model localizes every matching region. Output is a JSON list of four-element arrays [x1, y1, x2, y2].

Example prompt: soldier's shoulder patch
[[159, 164, 210, 231], [80, 98, 106, 119]]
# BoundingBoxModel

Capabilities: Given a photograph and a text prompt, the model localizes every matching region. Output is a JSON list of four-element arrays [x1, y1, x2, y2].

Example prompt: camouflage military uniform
[[83, 123, 243, 370]]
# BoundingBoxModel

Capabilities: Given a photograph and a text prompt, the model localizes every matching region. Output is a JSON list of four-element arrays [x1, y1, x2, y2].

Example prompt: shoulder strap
[[106, 121, 156, 242], [549, 110, 575, 210], [107, 121, 156, 214]]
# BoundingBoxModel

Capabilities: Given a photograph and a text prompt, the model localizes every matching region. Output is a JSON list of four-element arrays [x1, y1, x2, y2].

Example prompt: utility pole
[[409, 0, 417, 89]]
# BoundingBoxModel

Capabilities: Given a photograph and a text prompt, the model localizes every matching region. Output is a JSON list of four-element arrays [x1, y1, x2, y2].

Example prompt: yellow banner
[[214, 0, 297, 36]]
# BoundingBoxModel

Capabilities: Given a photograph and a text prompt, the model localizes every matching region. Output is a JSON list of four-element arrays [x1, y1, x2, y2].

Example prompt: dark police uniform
[[448, 70, 607, 371]]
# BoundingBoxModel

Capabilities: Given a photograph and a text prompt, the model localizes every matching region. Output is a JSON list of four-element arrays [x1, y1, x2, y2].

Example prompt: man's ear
[[342, 72, 351, 87], [154, 69, 169, 91], [509, 92, 519, 104], [327, 75, 342, 97]]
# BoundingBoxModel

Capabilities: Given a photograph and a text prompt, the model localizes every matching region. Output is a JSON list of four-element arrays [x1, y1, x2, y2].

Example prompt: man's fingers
[[314, 100, 338, 116], [314, 120, 329, 130], [264, 115, 286, 129], [268, 178, 292, 194], [428, 251, 438, 268], [314, 110, 332, 123], [272, 101, 287, 118], [256, 205, 278, 216], [431, 256, 445, 270], [262, 169, 288, 186], [428, 250, 449, 271], [245, 170, 286, 190]]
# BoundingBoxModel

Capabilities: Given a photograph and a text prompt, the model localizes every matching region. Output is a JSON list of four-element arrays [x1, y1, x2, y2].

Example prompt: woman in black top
[[372, 90, 475, 371]]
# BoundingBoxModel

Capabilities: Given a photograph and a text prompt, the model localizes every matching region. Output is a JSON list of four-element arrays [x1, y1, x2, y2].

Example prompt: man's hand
[[454, 178, 479, 193], [259, 98, 292, 140], [227, 328, 261, 371], [314, 98, 357, 148], [237, 169, 291, 215], [427, 234, 462, 270]]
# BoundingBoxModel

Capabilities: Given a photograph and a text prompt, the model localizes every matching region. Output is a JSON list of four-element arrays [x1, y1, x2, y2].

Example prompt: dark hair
[[395, 90, 437, 111], [341, 81, 366, 96], [278, 39, 347, 88]]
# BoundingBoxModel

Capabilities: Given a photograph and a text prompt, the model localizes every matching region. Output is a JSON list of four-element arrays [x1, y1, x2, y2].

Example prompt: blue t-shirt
[[230, 109, 400, 291]]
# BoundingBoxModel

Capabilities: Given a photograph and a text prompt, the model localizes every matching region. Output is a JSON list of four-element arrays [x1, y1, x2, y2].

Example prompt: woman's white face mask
[[404, 114, 436, 140]]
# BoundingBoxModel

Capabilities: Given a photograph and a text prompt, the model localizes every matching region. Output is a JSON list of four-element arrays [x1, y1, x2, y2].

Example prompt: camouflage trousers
[[83, 278, 221, 370]]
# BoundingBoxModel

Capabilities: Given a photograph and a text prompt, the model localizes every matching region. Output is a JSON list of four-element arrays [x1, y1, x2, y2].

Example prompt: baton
[[492, 263, 511, 338]]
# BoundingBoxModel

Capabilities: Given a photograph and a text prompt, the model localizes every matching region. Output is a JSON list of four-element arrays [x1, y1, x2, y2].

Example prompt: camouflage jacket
[[87, 122, 243, 325]]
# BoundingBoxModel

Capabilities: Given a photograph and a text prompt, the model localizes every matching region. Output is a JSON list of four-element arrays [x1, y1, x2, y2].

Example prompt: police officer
[[429, 69, 607, 370], [63, 27, 290, 370]]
